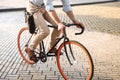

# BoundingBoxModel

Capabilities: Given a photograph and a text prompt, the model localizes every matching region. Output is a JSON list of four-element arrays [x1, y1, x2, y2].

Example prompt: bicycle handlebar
[[48, 23, 85, 35], [65, 23, 84, 35]]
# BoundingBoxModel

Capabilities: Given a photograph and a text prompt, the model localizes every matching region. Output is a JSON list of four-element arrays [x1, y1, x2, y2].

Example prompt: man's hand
[[58, 23, 66, 34], [39, 8, 46, 14], [73, 19, 85, 29]]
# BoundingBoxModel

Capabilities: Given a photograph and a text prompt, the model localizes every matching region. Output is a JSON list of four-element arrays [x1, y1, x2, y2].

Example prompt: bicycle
[[17, 23, 94, 80]]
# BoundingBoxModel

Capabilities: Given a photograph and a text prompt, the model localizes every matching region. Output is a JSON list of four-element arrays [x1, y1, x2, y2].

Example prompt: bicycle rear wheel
[[57, 41, 94, 80], [17, 27, 37, 64]]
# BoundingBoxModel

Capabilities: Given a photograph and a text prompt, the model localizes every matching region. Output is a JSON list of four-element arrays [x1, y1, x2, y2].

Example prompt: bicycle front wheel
[[17, 27, 35, 64], [57, 41, 94, 80]]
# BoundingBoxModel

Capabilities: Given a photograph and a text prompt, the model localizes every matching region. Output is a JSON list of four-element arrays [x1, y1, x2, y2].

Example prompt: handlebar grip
[[75, 24, 84, 35], [67, 24, 85, 35]]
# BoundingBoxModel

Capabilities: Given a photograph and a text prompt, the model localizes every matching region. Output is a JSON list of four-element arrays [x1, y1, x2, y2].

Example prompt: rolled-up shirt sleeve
[[44, 0, 72, 12], [61, 0, 72, 12], [44, 0, 55, 11]]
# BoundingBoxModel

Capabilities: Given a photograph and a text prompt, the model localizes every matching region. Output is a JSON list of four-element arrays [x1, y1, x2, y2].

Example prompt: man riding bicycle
[[25, 0, 84, 63]]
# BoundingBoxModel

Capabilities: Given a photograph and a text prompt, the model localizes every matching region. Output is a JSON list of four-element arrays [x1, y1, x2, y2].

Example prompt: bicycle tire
[[17, 27, 35, 64], [57, 41, 94, 80]]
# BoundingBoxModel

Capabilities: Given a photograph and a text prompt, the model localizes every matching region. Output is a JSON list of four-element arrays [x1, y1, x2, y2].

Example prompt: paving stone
[[18, 75, 33, 80], [5, 74, 19, 80], [46, 75, 59, 80], [32, 75, 45, 80]]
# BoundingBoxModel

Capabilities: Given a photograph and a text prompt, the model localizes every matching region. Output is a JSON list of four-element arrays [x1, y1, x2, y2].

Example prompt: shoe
[[49, 48, 58, 53], [49, 48, 63, 56], [25, 47, 38, 63]]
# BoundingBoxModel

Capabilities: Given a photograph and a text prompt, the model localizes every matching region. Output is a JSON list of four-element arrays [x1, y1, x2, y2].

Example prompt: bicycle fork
[[63, 37, 76, 66]]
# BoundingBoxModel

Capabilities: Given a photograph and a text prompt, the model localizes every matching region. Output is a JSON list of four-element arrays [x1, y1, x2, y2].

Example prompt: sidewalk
[[0, 1, 120, 80]]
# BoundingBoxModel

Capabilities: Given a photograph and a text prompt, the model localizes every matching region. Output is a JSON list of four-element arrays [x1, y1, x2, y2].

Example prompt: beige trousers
[[27, 3, 60, 50]]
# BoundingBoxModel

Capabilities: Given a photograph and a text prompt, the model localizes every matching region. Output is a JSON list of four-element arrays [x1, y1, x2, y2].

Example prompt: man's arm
[[66, 11, 76, 22], [66, 11, 85, 28], [48, 10, 66, 33], [44, 0, 66, 33], [61, 0, 85, 28], [44, 0, 62, 24], [48, 10, 62, 25]]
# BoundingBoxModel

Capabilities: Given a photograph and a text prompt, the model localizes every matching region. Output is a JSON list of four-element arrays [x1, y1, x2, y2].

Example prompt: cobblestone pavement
[[0, 2, 120, 80]]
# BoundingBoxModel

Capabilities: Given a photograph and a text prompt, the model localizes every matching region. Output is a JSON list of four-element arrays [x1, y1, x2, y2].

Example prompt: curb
[[0, 1, 116, 12]]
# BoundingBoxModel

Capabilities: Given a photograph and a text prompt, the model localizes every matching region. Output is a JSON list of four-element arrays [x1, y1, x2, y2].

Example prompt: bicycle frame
[[25, 23, 84, 64], [39, 29, 76, 65]]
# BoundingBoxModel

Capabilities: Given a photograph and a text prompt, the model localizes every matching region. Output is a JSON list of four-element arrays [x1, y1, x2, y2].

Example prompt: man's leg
[[26, 3, 50, 62], [29, 11, 50, 50], [43, 12, 60, 49]]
